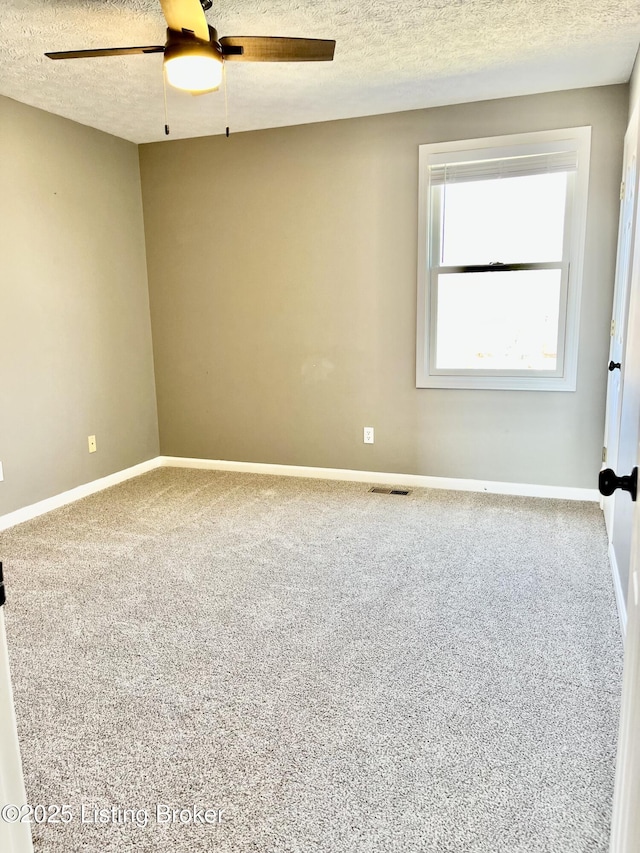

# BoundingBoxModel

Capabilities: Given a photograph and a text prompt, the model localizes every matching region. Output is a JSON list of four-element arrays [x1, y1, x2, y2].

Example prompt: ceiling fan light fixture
[[163, 30, 223, 94]]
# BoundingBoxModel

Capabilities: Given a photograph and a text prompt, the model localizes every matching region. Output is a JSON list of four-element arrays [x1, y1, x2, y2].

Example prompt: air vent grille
[[369, 487, 411, 496]]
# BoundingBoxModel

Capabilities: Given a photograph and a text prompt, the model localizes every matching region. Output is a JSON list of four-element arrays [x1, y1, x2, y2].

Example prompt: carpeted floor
[[0, 468, 624, 852]]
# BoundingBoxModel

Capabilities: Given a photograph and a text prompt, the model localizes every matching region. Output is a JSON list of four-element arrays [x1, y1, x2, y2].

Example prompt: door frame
[[609, 459, 640, 852], [0, 609, 33, 853]]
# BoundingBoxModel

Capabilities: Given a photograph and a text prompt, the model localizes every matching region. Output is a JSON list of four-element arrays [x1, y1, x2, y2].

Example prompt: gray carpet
[[0, 468, 624, 852]]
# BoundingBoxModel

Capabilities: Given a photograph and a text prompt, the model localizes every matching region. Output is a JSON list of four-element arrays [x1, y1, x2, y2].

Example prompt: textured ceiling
[[1, 0, 640, 143]]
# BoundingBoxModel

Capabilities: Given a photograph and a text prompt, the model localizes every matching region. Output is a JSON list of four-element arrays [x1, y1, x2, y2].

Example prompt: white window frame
[[416, 127, 591, 391]]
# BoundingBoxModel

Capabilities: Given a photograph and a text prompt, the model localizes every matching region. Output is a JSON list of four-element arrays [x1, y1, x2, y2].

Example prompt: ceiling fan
[[45, 0, 336, 97]]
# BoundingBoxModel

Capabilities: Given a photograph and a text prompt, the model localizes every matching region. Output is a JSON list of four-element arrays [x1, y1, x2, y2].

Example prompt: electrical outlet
[[88, 435, 97, 453], [0, 461, 3, 481], [364, 427, 374, 444]]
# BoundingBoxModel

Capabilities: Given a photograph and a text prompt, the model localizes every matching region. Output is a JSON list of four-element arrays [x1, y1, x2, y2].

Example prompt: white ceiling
[[1, 0, 640, 144]]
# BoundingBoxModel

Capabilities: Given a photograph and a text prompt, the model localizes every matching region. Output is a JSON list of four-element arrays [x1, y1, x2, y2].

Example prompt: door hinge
[[621, 180, 626, 201], [0, 563, 5, 608], [611, 319, 616, 337], [602, 446, 607, 463]]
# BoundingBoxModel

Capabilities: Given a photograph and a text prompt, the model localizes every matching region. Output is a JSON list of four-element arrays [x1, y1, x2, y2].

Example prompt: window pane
[[440, 173, 567, 265], [435, 270, 561, 371]]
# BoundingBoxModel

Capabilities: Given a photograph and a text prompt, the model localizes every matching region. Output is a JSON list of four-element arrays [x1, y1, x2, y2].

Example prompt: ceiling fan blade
[[45, 46, 165, 60], [220, 36, 335, 62], [159, 0, 210, 42]]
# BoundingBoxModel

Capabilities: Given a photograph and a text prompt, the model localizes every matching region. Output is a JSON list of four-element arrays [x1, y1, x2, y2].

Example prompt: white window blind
[[428, 149, 579, 185]]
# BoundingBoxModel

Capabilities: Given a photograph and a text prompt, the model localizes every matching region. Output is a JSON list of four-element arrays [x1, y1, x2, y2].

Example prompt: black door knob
[[599, 467, 637, 501], [609, 361, 621, 371]]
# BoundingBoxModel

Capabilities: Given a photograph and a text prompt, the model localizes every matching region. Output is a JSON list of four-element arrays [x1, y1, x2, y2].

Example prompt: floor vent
[[369, 487, 411, 496]]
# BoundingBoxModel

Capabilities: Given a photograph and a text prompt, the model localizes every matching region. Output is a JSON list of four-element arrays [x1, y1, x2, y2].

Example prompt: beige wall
[[140, 85, 627, 488], [0, 86, 629, 508], [0, 96, 159, 516]]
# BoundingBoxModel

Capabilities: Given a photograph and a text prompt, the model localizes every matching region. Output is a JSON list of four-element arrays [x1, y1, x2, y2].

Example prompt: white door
[[0, 609, 33, 853], [609, 452, 640, 852], [603, 104, 640, 536], [609, 151, 640, 848]]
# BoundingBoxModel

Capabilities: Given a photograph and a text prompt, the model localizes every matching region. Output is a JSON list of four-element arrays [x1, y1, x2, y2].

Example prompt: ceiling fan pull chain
[[223, 62, 230, 137], [163, 66, 170, 136]]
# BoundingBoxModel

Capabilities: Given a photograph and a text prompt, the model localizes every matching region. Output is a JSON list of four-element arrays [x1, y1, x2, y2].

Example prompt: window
[[416, 127, 591, 391]]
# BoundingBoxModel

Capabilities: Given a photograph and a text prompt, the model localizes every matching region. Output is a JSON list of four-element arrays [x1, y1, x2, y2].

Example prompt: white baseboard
[[0, 454, 599, 534], [0, 458, 163, 533], [609, 541, 628, 642], [159, 456, 600, 501]]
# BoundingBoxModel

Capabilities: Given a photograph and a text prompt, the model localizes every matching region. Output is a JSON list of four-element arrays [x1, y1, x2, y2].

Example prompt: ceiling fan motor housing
[[164, 26, 223, 60]]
